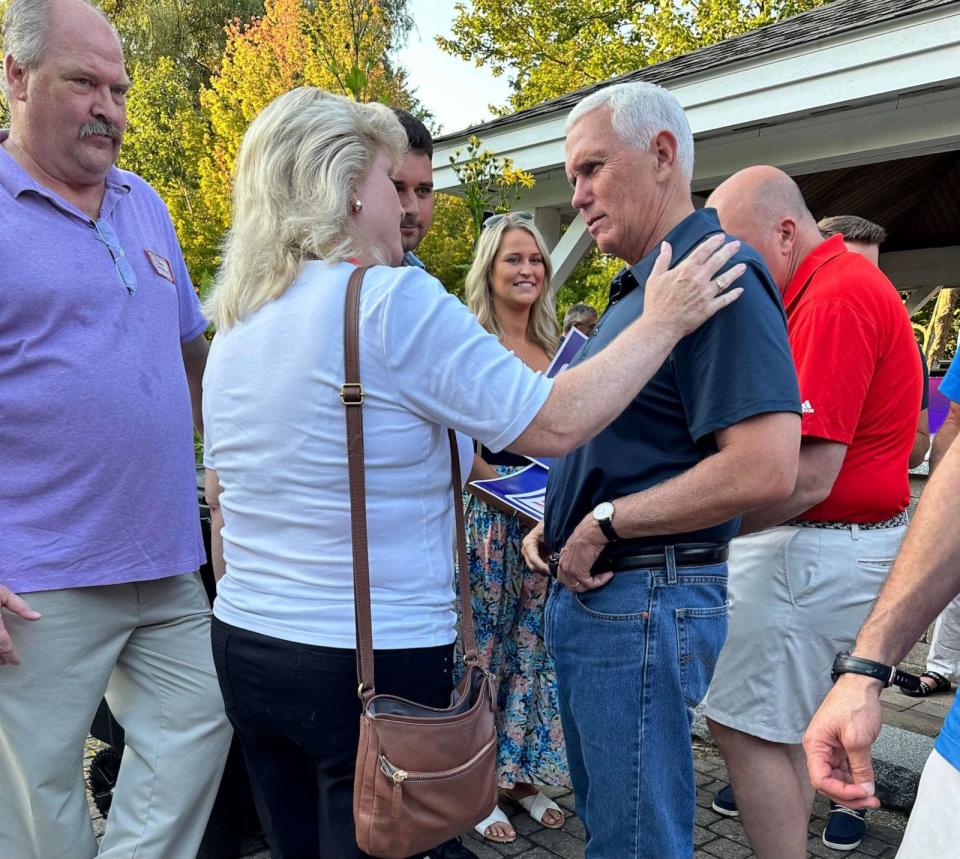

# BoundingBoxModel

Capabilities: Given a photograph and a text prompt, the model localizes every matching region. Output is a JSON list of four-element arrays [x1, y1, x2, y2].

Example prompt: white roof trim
[[432, 3, 960, 195]]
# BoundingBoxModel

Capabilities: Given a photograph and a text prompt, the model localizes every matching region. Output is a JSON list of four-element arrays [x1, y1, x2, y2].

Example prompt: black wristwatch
[[831, 651, 922, 693], [592, 501, 618, 543]]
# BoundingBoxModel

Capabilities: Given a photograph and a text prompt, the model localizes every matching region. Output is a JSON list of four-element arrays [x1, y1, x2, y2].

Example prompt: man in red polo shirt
[[700, 166, 921, 859]]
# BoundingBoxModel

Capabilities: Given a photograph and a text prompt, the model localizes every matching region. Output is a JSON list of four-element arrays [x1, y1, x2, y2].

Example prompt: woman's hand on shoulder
[[642, 234, 746, 339]]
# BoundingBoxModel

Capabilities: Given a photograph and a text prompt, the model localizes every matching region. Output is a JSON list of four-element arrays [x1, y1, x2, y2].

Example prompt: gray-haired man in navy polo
[[522, 82, 802, 859]]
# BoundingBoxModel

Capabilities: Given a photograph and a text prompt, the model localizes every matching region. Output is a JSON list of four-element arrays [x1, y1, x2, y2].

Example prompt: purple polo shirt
[[0, 131, 207, 593]]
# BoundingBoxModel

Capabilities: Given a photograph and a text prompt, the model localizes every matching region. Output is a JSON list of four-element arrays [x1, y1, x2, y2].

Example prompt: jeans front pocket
[[675, 602, 729, 708], [573, 571, 654, 621]]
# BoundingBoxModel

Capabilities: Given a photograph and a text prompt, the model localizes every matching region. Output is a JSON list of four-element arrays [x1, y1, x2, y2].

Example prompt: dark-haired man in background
[[389, 107, 478, 859], [392, 108, 435, 269]]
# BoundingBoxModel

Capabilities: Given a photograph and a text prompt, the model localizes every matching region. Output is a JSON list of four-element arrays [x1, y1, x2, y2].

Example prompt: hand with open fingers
[[803, 674, 884, 809], [557, 515, 614, 593], [521, 520, 550, 574], [0, 585, 42, 667], [643, 234, 746, 339]]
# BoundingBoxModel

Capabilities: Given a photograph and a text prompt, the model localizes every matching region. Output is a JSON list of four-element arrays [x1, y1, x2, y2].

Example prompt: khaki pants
[[0, 573, 232, 859], [897, 749, 960, 858]]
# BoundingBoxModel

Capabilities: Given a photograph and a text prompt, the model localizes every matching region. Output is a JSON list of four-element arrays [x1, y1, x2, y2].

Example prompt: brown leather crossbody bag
[[342, 266, 497, 859]]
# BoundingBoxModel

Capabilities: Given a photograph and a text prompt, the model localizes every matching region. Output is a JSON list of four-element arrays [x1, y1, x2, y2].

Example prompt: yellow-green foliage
[[439, 0, 829, 114], [197, 0, 413, 264]]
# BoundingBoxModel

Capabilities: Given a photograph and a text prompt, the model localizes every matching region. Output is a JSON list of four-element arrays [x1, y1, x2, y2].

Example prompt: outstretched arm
[[804, 432, 960, 805]]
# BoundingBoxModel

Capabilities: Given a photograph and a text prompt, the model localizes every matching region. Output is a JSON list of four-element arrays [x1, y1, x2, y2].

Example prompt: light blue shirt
[[940, 357, 960, 404], [932, 357, 960, 770], [403, 250, 426, 269]]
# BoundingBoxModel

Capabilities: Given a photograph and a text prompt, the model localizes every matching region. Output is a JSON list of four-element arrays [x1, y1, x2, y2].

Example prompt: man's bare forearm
[[181, 333, 209, 435], [853, 435, 960, 665], [211, 508, 226, 582], [613, 415, 800, 539], [739, 439, 846, 534], [930, 405, 960, 472]]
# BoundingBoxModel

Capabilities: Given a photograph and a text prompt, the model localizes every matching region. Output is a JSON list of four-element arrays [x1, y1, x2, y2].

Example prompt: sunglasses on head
[[481, 211, 534, 230]]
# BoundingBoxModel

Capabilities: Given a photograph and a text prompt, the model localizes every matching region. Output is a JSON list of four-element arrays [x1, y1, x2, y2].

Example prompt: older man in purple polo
[[0, 0, 231, 856]]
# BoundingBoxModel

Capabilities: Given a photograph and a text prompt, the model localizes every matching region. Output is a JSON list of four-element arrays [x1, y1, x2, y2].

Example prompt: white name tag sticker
[[145, 249, 175, 283]]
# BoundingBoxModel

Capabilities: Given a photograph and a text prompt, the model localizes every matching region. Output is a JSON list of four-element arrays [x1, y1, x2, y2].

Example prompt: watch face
[[594, 501, 615, 522]]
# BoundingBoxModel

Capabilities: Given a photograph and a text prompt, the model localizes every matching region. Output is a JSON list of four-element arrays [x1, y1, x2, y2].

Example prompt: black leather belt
[[605, 543, 728, 573]]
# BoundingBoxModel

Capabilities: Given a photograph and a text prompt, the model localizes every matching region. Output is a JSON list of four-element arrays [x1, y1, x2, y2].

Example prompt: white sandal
[[473, 804, 516, 844], [514, 791, 565, 829]]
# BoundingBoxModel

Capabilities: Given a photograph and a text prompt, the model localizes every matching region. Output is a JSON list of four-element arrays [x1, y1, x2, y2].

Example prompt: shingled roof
[[436, 0, 959, 142]]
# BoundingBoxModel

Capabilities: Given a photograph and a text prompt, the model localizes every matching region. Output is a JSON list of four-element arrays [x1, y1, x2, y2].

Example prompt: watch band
[[597, 516, 618, 543], [831, 651, 922, 693]]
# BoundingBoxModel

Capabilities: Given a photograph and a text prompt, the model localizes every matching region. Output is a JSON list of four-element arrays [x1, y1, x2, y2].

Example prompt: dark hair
[[391, 108, 433, 159], [817, 215, 887, 247]]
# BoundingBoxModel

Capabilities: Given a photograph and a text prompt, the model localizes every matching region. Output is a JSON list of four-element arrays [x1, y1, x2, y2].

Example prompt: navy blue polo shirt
[[543, 208, 800, 554]]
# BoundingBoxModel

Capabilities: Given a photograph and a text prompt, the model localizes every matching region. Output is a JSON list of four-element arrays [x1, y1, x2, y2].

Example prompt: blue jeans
[[545, 557, 728, 859]]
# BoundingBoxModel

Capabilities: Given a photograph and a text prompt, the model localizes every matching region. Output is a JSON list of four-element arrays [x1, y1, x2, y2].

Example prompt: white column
[[534, 206, 562, 250], [549, 215, 594, 294]]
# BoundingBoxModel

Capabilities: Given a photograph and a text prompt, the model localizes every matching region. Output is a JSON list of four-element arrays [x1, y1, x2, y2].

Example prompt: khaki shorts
[[702, 523, 905, 744]]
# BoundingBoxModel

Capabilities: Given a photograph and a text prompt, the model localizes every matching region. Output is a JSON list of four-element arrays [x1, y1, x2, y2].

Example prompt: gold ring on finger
[[716, 275, 726, 291]]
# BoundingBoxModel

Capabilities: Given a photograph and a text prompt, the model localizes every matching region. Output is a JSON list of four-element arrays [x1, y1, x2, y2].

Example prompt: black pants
[[211, 617, 455, 859]]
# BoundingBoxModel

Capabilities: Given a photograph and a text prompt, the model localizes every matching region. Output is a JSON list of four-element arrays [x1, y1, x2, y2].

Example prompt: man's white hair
[[2, 0, 116, 99], [566, 81, 695, 182]]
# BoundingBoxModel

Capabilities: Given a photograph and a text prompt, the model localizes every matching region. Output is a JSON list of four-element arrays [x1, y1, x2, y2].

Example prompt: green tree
[[120, 58, 221, 279], [916, 288, 960, 366], [449, 134, 535, 243], [554, 249, 621, 322], [101, 0, 266, 91], [416, 192, 475, 298], [197, 0, 415, 255], [439, 0, 828, 113]]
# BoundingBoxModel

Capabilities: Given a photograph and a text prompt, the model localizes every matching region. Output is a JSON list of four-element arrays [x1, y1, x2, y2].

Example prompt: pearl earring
[[353, 200, 363, 213]]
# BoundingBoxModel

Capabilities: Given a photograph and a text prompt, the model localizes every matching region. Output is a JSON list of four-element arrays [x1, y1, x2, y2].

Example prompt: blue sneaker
[[822, 803, 867, 851], [711, 784, 739, 817]]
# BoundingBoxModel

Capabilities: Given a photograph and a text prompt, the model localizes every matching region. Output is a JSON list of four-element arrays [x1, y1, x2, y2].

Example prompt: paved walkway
[[84, 468, 936, 857], [86, 736, 910, 859]]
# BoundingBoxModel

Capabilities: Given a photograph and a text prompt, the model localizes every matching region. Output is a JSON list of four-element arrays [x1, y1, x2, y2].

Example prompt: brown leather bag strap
[[343, 266, 376, 699], [342, 267, 480, 702], [447, 430, 479, 666]]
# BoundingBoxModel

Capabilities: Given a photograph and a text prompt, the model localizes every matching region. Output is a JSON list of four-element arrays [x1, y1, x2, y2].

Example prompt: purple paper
[[930, 377, 950, 435], [546, 327, 589, 378]]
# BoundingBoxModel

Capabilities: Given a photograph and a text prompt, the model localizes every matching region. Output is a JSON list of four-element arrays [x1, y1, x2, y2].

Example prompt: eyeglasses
[[93, 219, 138, 294], [482, 211, 534, 230]]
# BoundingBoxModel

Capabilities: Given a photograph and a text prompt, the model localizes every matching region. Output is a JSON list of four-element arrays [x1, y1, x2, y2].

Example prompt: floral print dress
[[455, 466, 570, 789]]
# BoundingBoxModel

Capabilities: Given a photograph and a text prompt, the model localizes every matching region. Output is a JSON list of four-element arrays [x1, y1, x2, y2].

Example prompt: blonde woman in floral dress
[[462, 212, 569, 844]]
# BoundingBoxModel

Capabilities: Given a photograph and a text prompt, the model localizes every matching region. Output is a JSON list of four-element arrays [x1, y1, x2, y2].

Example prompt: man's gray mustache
[[80, 119, 123, 142]]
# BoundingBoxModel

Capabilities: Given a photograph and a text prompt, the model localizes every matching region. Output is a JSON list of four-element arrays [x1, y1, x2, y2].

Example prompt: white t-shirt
[[203, 261, 553, 649]]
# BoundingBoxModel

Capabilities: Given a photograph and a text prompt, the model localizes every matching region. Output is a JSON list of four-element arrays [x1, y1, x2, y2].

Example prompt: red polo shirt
[[785, 234, 921, 522]]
